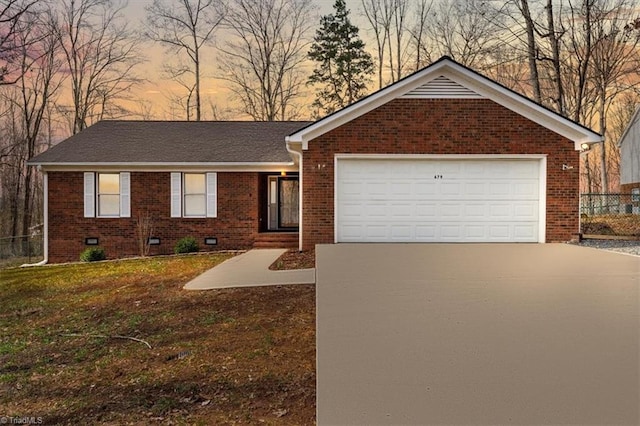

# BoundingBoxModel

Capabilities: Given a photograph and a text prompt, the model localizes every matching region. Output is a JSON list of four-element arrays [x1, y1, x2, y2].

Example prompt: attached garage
[[335, 156, 545, 243], [286, 57, 604, 249]]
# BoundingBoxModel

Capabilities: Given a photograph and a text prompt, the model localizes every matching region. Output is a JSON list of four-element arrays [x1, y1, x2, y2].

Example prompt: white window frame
[[83, 172, 130, 218], [170, 172, 217, 218], [632, 188, 640, 203]]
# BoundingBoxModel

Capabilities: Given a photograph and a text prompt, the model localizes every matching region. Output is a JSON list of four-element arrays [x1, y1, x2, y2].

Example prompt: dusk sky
[[121, 0, 355, 120]]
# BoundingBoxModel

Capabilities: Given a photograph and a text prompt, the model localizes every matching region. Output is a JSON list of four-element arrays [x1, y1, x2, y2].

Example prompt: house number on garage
[[434, 174, 443, 179]]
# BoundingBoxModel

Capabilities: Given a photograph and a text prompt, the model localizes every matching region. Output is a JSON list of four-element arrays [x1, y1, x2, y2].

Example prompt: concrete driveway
[[316, 244, 639, 425]]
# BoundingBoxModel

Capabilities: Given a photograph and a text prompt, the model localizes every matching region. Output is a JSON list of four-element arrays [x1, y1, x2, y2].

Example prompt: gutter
[[21, 169, 48, 267], [285, 137, 303, 252]]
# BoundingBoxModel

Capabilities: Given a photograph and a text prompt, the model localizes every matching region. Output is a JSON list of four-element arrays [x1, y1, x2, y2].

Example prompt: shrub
[[174, 236, 199, 254], [80, 247, 106, 262]]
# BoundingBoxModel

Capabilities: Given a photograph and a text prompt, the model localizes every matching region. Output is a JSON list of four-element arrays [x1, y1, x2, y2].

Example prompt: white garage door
[[336, 158, 543, 243]]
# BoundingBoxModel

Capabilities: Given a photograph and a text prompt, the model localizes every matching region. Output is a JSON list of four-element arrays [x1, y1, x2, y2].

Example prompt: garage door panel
[[440, 203, 462, 218], [415, 225, 437, 239], [415, 203, 437, 217], [390, 182, 412, 195], [365, 225, 389, 239], [390, 225, 413, 239], [390, 203, 413, 217], [415, 181, 438, 195], [336, 159, 542, 243], [489, 225, 511, 239], [464, 204, 486, 217]]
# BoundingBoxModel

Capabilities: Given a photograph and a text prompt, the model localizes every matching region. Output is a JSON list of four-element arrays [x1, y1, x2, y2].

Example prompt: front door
[[268, 176, 299, 230]]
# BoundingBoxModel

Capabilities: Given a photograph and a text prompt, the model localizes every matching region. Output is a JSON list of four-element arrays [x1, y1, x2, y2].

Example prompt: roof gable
[[400, 75, 483, 99], [287, 56, 602, 150]]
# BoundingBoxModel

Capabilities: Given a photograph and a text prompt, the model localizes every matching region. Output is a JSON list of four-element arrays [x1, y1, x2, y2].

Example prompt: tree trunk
[[598, 88, 608, 193], [520, 0, 541, 103], [546, 0, 564, 114]]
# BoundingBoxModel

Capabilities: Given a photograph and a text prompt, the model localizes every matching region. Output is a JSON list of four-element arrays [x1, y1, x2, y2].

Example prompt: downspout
[[285, 137, 303, 251], [21, 169, 48, 267]]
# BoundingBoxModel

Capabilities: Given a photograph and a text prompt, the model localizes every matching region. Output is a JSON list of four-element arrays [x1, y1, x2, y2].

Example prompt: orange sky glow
[[120, 0, 346, 122]]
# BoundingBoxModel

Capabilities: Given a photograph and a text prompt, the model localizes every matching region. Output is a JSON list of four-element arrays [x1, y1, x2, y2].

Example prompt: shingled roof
[[29, 120, 312, 165]]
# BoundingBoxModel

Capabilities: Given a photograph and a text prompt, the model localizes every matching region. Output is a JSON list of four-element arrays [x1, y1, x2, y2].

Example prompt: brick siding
[[301, 98, 580, 249], [620, 183, 640, 194], [47, 171, 259, 263]]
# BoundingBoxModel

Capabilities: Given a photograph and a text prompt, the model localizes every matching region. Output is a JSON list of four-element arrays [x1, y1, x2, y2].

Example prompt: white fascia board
[[289, 58, 602, 150], [36, 162, 297, 172]]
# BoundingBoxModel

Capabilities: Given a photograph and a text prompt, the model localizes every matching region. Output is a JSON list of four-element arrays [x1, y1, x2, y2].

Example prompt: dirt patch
[[269, 249, 316, 270], [0, 254, 316, 424]]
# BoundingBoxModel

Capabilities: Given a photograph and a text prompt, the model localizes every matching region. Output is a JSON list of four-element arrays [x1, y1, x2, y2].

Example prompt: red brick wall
[[620, 183, 640, 193], [301, 98, 580, 249], [47, 171, 259, 263]]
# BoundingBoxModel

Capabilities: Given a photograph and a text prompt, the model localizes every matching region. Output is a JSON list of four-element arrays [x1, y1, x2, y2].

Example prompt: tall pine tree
[[308, 0, 373, 117]]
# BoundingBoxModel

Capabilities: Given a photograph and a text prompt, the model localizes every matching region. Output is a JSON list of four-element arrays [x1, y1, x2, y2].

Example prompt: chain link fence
[[0, 233, 44, 268], [580, 193, 640, 237]]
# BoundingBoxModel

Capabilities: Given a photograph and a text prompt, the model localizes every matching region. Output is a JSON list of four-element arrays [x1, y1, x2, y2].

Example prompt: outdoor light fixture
[[204, 237, 218, 245], [85, 237, 99, 245], [147, 237, 161, 245], [580, 143, 592, 152], [281, 171, 286, 176]]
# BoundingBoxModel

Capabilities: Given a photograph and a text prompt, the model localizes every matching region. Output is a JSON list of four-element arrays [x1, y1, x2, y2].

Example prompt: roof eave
[[31, 162, 297, 172]]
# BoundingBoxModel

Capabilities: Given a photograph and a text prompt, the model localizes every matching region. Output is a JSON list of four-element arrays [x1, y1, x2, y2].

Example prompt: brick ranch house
[[29, 57, 602, 263]]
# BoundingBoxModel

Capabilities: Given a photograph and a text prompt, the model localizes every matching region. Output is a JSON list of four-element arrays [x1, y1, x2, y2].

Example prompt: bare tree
[[0, 0, 39, 85], [13, 6, 63, 238], [425, 0, 502, 69], [360, 0, 387, 88], [219, 0, 316, 121], [145, 0, 225, 121], [56, 0, 142, 134], [556, 0, 640, 193], [589, 1, 640, 192], [360, 0, 412, 86], [518, 0, 542, 102], [0, 3, 62, 244], [409, 0, 433, 71]]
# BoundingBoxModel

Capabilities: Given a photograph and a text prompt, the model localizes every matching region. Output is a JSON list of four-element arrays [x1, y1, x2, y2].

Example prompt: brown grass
[[581, 214, 640, 236], [0, 254, 316, 425]]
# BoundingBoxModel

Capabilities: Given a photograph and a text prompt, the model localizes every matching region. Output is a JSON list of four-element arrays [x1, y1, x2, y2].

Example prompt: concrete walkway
[[184, 248, 315, 290]]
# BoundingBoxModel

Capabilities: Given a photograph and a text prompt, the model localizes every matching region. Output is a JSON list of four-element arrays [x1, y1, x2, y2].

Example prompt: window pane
[[184, 194, 206, 216], [99, 174, 120, 194], [280, 180, 299, 227], [99, 194, 120, 216], [184, 174, 205, 194]]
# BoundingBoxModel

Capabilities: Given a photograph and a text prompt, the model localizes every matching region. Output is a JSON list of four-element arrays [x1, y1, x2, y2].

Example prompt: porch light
[[147, 237, 161, 245], [580, 143, 591, 152], [281, 171, 286, 176], [204, 237, 218, 245], [85, 237, 99, 245]]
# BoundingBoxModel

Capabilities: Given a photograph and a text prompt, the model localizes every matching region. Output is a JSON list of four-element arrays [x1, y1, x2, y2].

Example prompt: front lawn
[[0, 254, 316, 424]]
